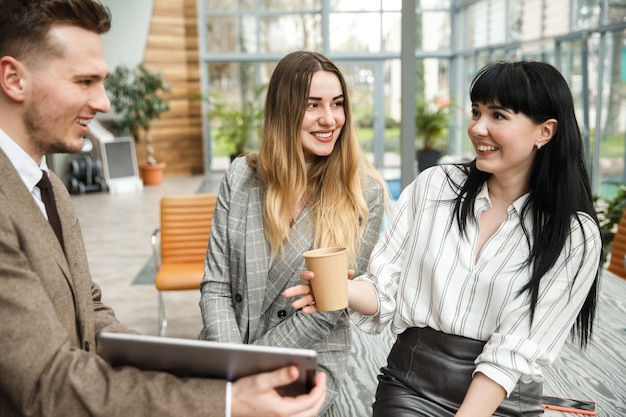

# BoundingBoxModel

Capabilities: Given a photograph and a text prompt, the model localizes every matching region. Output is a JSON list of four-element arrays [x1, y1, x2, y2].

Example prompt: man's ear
[[538, 118, 557, 148], [0, 57, 26, 102]]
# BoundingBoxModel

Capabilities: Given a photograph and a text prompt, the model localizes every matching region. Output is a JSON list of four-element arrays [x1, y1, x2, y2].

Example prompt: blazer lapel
[[0, 150, 74, 294], [244, 184, 271, 340], [260, 207, 313, 315]]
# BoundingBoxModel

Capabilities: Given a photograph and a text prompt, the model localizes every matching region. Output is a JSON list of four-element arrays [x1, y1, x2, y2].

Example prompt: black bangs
[[469, 61, 534, 116]]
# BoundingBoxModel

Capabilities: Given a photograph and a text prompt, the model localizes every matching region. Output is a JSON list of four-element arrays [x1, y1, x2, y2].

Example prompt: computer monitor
[[99, 136, 143, 193]]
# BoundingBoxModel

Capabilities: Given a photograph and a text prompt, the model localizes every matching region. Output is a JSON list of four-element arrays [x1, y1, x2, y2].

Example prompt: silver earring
[[536, 143, 542, 150]]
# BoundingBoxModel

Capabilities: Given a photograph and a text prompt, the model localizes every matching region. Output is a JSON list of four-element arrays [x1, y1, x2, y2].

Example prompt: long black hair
[[451, 61, 601, 347]]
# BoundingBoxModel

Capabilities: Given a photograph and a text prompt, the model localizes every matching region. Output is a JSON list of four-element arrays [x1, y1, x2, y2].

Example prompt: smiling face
[[468, 100, 553, 182], [22, 25, 110, 161], [300, 70, 346, 163]]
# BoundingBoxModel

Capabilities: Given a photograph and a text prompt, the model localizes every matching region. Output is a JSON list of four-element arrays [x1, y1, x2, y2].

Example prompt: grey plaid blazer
[[199, 156, 386, 415]]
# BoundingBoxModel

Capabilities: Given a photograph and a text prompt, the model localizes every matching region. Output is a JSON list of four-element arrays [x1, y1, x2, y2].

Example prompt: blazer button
[[235, 294, 243, 302], [84, 341, 91, 352], [277, 310, 287, 318]]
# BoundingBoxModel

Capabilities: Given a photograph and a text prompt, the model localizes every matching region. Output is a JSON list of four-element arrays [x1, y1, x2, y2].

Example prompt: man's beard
[[24, 101, 83, 156]]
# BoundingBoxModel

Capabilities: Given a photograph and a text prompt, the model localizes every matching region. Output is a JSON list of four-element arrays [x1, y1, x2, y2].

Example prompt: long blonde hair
[[247, 51, 386, 266]]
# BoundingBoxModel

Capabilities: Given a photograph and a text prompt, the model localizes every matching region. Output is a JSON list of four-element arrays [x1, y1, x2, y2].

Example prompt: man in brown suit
[[0, 1, 326, 416]]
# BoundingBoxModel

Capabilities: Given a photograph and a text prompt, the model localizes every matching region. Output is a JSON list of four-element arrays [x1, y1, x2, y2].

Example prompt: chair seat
[[155, 262, 205, 291], [152, 193, 217, 335]]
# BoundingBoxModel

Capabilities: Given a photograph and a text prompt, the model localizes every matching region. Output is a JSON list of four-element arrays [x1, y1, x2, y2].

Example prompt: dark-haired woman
[[288, 61, 601, 417]]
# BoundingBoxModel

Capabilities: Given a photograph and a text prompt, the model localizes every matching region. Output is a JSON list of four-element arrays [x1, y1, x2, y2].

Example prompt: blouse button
[[277, 310, 287, 318], [235, 294, 243, 302]]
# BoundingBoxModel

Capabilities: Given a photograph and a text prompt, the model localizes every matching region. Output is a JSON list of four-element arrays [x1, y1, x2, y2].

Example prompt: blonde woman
[[199, 50, 388, 416]]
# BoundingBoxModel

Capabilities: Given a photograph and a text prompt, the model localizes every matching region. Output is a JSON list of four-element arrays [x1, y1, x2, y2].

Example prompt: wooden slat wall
[[607, 208, 626, 279], [141, 0, 204, 177]]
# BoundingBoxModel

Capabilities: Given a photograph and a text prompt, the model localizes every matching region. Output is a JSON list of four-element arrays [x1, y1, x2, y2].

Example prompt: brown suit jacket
[[0, 149, 225, 416]]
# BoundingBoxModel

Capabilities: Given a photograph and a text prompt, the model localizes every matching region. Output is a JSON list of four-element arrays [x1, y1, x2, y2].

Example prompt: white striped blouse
[[349, 164, 601, 395]]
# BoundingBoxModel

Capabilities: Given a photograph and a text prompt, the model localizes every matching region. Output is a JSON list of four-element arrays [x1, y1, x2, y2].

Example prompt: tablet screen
[[97, 332, 317, 396]]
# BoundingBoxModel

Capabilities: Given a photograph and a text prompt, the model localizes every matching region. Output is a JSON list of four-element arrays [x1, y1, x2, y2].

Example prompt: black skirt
[[373, 326, 543, 417]]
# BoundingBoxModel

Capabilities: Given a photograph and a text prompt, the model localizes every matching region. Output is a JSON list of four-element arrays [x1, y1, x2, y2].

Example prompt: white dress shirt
[[350, 165, 601, 395]]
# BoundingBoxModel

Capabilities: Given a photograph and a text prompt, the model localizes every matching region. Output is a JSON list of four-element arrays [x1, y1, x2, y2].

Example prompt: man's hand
[[231, 365, 327, 417]]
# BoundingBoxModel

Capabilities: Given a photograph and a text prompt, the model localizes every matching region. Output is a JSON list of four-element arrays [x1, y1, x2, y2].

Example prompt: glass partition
[[198, 0, 625, 195]]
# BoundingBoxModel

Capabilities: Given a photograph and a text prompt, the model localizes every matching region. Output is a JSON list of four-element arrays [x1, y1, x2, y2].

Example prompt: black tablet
[[97, 332, 317, 396]]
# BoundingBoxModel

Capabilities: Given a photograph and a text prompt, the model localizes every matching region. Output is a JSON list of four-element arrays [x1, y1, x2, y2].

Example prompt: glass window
[[382, 12, 402, 52], [205, 0, 255, 12], [419, 11, 451, 51], [259, 14, 322, 53], [449, 55, 476, 156], [572, 0, 601, 30], [330, 11, 403, 53], [465, 1, 489, 49], [488, 49, 505, 62], [259, 0, 321, 11], [198, 0, 626, 195], [462, 0, 524, 50], [421, 58, 450, 104], [420, 0, 451, 9], [330, 0, 401, 12], [207, 61, 265, 155], [591, 30, 626, 195], [205, 16, 257, 53], [206, 0, 320, 12], [543, 2, 571, 38], [508, 0, 523, 42], [329, 13, 381, 52], [489, 1, 508, 45], [338, 63, 378, 153], [607, 1, 626, 25], [558, 37, 592, 181], [207, 62, 261, 106], [382, 0, 402, 12], [331, 0, 382, 12]]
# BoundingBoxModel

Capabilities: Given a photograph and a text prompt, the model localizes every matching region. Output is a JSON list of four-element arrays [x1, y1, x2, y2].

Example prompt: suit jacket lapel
[[237, 170, 313, 342], [0, 150, 74, 296], [260, 208, 313, 315], [244, 184, 270, 341]]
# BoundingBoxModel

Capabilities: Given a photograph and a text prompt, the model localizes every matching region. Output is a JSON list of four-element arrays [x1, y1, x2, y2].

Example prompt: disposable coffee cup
[[303, 247, 349, 312]]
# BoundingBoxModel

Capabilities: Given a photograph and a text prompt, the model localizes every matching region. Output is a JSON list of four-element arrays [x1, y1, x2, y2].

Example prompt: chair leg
[[158, 291, 167, 337]]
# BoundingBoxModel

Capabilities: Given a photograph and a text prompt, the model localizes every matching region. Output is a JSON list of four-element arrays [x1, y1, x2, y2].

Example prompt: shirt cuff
[[225, 381, 232, 417]]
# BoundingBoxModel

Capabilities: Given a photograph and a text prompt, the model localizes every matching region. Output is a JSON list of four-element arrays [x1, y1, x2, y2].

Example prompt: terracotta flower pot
[[139, 161, 166, 185]]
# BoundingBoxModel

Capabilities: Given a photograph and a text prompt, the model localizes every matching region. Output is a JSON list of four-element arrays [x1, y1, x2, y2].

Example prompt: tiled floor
[[71, 173, 219, 339]]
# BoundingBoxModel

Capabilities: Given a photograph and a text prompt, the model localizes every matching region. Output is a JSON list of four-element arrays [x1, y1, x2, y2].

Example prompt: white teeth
[[313, 132, 332, 138], [478, 145, 498, 152], [76, 119, 90, 126]]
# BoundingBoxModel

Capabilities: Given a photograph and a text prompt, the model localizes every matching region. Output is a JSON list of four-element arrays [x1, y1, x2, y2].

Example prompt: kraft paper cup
[[303, 247, 349, 312]]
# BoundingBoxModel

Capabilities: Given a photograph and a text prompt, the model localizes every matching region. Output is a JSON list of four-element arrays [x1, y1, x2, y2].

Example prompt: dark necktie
[[37, 170, 65, 250]]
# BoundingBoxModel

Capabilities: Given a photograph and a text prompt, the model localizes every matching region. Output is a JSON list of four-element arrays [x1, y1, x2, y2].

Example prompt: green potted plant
[[104, 64, 170, 185], [192, 82, 265, 163], [208, 98, 263, 161], [595, 181, 626, 264], [415, 98, 449, 172]]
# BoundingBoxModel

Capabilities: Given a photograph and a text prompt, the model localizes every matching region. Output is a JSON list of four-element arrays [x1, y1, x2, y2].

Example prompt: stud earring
[[536, 143, 542, 150]]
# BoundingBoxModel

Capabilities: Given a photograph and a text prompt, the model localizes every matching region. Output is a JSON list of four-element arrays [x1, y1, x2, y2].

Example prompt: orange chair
[[608, 206, 626, 280], [150, 193, 218, 336]]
